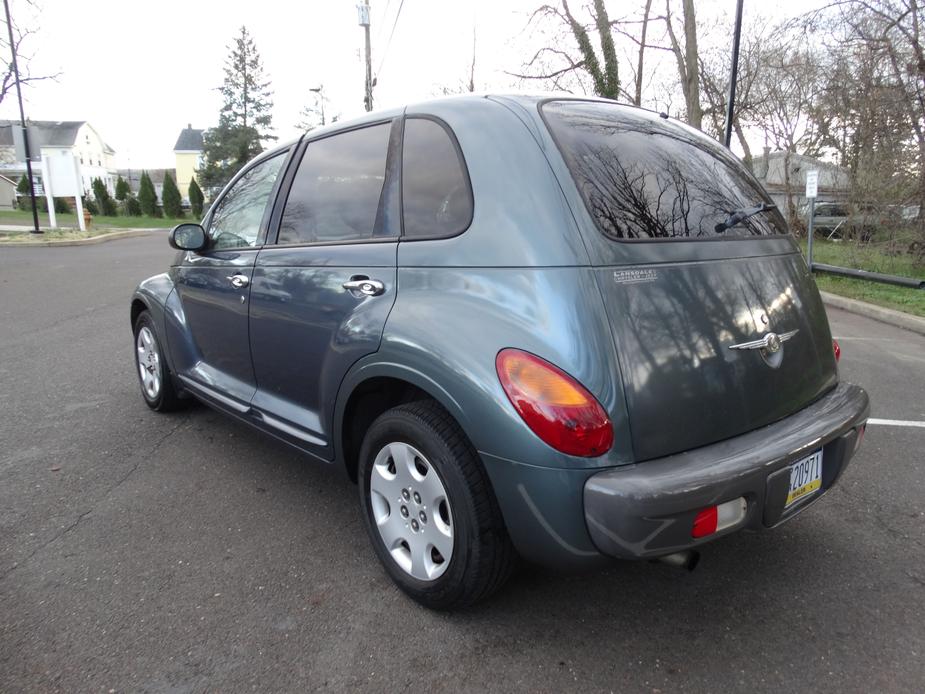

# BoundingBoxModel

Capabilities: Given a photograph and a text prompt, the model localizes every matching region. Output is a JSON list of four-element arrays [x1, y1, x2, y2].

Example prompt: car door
[[248, 120, 401, 458], [168, 150, 290, 408]]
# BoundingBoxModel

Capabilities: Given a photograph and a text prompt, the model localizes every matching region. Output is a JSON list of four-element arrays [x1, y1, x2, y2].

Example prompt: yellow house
[[173, 124, 204, 202]]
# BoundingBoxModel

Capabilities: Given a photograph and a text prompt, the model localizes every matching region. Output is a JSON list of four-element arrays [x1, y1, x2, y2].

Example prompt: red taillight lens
[[833, 339, 841, 362], [692, 506, 718, 538], [496, 349, 613, 457]]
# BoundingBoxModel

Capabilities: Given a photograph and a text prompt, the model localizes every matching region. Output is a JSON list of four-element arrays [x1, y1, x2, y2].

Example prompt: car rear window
[[541, 100, 788, 240]]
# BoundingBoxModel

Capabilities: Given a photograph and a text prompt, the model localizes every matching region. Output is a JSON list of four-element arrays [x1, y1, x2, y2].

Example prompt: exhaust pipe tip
[[654, 550, 700, 571]]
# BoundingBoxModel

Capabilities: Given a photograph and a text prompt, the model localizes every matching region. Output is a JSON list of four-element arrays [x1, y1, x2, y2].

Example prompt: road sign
[[805, 170, 819, 199]]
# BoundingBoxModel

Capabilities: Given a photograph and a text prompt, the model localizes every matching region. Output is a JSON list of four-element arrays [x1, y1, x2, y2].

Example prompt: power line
[[375, 0, 405, 80], [373, 0, 393, 45]]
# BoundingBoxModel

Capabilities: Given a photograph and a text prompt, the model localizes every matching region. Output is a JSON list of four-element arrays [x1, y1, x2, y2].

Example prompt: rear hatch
[[541, 100, 838, 461]]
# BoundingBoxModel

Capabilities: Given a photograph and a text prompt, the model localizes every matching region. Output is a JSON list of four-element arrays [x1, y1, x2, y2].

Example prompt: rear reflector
[[691, 506, 717, 538], [692, 497, 747, 538], [496, 349, 613, 457], [833, 339, 841, 362], [854, 423, 866, 453]]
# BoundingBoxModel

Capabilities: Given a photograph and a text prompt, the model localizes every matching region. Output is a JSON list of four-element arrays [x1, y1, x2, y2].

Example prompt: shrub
[[115, 175, 130, 201], [138, 171, 158, 216], [124, 195, 142, 216], [53, 197, 71, 214], [162, 171, 183, 218], [83, 195, 99, 216], [188, 177, 204, 218], [91, 177, 118, 216]]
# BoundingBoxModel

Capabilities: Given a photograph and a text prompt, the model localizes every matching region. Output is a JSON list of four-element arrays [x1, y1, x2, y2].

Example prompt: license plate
[[786, 450, 823, 507]]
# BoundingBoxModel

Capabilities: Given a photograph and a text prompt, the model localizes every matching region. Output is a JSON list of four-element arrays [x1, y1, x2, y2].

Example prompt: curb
[[821, 291, 925, 337], [0, 229, 161, 247]]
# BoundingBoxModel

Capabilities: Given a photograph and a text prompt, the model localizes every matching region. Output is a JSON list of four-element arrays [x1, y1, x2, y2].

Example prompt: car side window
[[207, 152, 286, 250], [401, 117, 473, 239], [278, 123, 392, 245]]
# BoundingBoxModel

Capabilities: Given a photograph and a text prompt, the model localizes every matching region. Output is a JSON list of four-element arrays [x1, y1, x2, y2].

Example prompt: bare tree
[[751, 29, 833, 224], [664, 0, 702, 128], [633, 0, 654, 106], [511, 0, 620, 98], [0, 1, 59, 107], [699, 20, 772, 168], [829, 0, 925, 223]]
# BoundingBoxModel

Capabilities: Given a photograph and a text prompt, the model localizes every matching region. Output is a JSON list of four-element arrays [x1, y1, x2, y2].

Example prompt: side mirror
[[169, 223, 207, 251]]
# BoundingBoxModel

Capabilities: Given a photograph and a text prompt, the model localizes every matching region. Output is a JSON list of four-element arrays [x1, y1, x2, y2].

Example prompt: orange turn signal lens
[[496, 349, 613, 457]]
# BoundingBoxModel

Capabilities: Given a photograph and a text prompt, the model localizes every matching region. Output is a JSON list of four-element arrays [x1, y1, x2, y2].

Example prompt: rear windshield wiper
[[714, 203, 775, 233]]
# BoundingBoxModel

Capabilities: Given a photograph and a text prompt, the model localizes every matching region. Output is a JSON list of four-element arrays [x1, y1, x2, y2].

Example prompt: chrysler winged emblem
[[729, 329, 799, 367]]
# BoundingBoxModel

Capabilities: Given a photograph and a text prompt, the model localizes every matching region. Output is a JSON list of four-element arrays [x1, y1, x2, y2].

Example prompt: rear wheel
[[133, 310, 184, 412], [358, 400, 515, 610]]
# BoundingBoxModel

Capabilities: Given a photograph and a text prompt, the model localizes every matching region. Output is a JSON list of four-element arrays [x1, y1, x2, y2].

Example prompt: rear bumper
[[583, 382, 870, 560]]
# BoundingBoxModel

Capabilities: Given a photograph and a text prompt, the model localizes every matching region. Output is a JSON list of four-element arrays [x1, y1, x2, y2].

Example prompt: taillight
[[495, 349, 613, 457], [833, 339, 841, 362]]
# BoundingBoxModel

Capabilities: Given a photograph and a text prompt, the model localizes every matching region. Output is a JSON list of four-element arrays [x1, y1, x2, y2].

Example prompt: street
[[1, 234, 923, 692]]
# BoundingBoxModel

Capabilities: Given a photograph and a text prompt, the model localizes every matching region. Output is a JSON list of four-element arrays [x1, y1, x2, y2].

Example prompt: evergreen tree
[[200, 26, 275, 191], [92, 177, 118, 216], [115, 175, 130, 201], [125, 194, 142, 216], [188, 177, 204, 218], [16, 174, 29, 195], [162, 172, 183, 218], [138, 171, 158, 216]]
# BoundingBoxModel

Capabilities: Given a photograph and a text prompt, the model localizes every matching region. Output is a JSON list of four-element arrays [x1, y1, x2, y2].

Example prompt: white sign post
[[40, 148, 85, 231], [805, 170, 819, 268]]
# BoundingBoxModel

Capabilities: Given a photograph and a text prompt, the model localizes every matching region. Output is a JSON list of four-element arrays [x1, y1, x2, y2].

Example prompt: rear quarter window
[[401, 117, 473, 239], [541, 100, 788, 240]]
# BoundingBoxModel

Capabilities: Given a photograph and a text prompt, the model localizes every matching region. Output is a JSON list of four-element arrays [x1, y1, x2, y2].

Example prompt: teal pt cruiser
[[131, 95, 870, 609]]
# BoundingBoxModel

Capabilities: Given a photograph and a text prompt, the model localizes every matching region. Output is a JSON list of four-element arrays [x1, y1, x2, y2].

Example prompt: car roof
[[285, 93, 675, 144]]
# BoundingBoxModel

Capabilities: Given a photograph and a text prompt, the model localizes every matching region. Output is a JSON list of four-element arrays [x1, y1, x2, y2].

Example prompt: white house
[[0, 120, 117, 196], [751, 148, 850, 210]]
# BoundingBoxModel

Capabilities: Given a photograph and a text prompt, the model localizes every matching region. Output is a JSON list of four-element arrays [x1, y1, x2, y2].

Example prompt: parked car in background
[[806, 201, 898, 240], [131, 95, 869, 609]]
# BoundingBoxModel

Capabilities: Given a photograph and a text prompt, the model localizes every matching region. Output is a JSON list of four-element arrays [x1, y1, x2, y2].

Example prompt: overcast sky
[[2, 0, 823, 169]]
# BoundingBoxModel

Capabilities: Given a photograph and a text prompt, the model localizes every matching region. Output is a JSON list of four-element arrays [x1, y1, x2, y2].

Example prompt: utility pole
[[723, 0, 744, 149], [3, 0, 41, 234], [358, 0, 373, 111]]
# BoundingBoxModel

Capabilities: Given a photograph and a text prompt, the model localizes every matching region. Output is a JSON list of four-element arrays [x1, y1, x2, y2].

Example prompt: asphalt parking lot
[[1, 234, 923, 692]]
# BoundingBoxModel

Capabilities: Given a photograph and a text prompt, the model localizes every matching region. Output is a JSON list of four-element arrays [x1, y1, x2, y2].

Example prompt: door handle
[[342, 277, 385, 296], [227, 273, 250, 289]]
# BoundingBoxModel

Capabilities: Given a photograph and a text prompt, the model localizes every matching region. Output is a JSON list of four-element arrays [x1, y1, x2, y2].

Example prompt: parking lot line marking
[[867, 418, 925, 428]]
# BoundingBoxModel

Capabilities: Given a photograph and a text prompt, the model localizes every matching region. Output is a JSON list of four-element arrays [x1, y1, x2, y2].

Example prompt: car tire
[[133, 310, 184, 412], [358, 400, 515, 610]]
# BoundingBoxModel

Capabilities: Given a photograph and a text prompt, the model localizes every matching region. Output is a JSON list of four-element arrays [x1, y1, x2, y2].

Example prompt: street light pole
[[723, 0, 744, 149], [3, 0, 41, 234]]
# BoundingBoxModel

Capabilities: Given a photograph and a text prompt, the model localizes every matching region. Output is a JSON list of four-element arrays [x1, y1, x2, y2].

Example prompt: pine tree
[[16, 174, 29, 194], [200, 26, 275, 192], [188, 177, 204, 218], [115, 175, 130, 201], [162, 172, 183, 218], [138, 171, 158, 217]]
